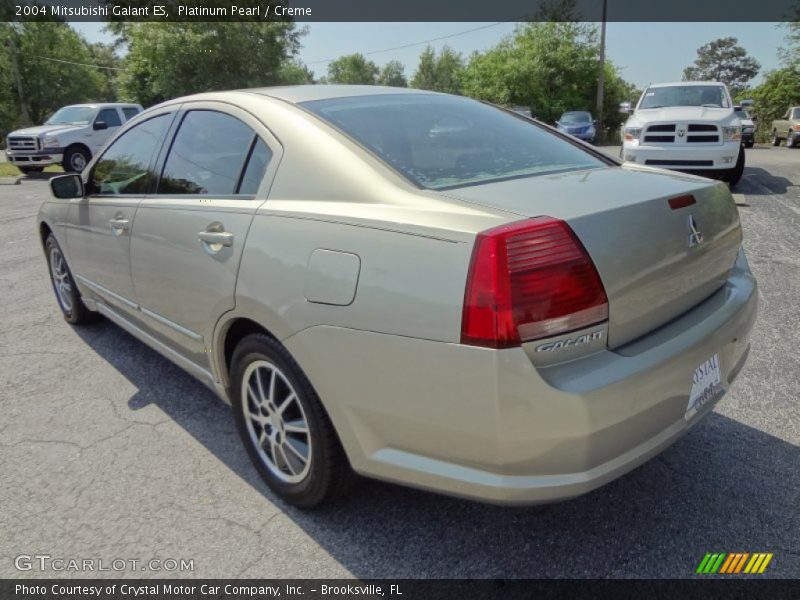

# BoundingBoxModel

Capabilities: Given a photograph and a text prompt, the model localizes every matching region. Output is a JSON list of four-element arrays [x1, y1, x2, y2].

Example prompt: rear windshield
[[302, 94, 605, 190]]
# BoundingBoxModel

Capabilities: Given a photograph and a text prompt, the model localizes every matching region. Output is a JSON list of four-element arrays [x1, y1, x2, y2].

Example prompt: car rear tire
[[723, 147, 745, 187], [44, 234, 93, 325], [771, 130, 781, 146], [18, 166, 44, 174], [230, 333, 356, 508], [62, 146, 90, 173]]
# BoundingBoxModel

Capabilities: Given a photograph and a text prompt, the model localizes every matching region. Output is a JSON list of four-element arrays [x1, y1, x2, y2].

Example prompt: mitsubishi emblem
[[687, 215, 704, 247]]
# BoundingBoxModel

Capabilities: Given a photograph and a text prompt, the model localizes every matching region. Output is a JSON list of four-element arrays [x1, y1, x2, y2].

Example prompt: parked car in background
[[555, 111, 596, 143], [770, 107, 800, 147], [735, 106, 755, 149], [620, 81, 744, 185], [5, 103, 143, 174], [39, 86, 757, 508]]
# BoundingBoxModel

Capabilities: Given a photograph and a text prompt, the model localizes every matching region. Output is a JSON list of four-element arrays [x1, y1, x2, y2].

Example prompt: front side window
[[90, 114, 171, 195], [638, 85, 730, 110], [792, 108, 800, 120], [303, 94, 605, 190], [158, 111, 259, 195], [96, 108, 122, 128]]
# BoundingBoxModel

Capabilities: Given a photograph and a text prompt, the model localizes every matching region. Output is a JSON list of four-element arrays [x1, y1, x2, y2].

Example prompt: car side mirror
[[50, 173, 85, 199], [93, 121, 108, 131]]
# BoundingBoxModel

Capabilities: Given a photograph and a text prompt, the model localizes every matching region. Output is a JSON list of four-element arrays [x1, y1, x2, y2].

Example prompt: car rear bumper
[[6, 149, 63, 166], [285, 249, 758, 505], [622, 142, 741, 171]]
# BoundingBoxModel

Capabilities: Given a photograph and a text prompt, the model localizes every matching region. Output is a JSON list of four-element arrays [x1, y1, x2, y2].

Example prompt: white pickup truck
[[5, 103, 143, 174], [619, 81, 744, 186]]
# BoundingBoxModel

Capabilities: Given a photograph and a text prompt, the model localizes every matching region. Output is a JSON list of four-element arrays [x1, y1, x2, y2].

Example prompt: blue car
[[555, 111, 596, 143]]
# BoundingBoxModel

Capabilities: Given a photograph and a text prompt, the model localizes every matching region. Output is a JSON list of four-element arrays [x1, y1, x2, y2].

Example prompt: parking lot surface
[[0, 146, 797, 579]]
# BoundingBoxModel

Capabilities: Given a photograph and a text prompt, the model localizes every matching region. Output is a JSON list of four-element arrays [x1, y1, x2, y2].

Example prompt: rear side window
[[90, 114, 171, 195], [238, 138, 272, 195], [122, 107, 140, 121], [96, 108, 122, 128], [158, 110, 263, 195], [303, 94, 604, 190]]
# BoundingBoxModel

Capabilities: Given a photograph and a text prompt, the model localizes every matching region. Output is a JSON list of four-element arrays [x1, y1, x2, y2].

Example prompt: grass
[[0, 163, 62, 177]]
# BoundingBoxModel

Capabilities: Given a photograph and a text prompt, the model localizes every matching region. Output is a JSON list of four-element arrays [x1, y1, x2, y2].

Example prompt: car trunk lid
[[443, 165, 742, 348]]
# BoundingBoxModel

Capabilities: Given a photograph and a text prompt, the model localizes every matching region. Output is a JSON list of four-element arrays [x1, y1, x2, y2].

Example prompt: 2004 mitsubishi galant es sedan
[[38, 86, 758, 508]]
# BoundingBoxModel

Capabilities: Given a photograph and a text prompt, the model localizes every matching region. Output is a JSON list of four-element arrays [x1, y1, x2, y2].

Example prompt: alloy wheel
[[241, 360, 312, 484], [49, 246, 73, 313]]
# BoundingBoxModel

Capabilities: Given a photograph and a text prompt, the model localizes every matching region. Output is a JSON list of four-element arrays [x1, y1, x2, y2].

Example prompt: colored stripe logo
[[696, 552, 773, 574]]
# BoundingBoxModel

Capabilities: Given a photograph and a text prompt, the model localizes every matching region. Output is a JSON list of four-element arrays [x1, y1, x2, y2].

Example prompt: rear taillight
[[461, 217, 609, 349]]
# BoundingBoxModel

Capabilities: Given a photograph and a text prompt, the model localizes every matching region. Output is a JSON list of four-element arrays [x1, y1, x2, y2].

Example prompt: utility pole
[[595, 0, 608, 143], [6, 36, 31, 125]]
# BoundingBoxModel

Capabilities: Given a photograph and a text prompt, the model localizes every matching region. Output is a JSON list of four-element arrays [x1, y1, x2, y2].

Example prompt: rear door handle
[[109, 218, 129, 235], [198, 230, 234, 248]]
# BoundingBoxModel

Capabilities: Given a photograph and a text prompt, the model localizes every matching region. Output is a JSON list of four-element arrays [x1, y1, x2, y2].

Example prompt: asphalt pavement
[[0, 146, 797, 579]]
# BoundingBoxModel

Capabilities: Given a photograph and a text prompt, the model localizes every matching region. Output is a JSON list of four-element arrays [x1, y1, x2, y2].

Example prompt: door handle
[[109, 218, 129, 235], [198, 229, 234, 251]]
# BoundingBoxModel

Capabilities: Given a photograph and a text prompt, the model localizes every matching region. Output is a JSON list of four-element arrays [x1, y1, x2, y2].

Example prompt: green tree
[[461, 23, 598, 124], [378, 60, 407, 87], [326, 53, 379, 85], [86, 42, 121, 102], [0, 22, 106, 126], [682, 37, 760, 95], [115, 23, 303, 106], [749, 66, 800, 139], [279, 60, 314, 84], [411, 45, 464, 94]]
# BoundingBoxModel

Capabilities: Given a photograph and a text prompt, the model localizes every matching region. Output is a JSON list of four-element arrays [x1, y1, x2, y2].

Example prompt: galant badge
[[688, 215, 704, 247]]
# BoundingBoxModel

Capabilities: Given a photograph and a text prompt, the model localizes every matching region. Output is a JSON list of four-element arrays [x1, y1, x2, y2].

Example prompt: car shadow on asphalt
[[737, 167, 794, 196], [75, 318, 799, 578]]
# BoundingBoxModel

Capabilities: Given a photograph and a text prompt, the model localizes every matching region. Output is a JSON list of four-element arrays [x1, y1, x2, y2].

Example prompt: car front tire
[[230, 333, 355, 508], [44, 234, 93, 324], [772, 130, 781, 146]]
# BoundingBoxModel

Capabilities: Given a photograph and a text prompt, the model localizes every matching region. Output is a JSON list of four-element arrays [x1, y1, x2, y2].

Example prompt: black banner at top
[[3, 0, 800, 22]]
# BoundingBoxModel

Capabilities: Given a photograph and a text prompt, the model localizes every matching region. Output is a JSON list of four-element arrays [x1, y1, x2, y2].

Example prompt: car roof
[[648, 81, 724, 88], [244, 85, 441, 104]]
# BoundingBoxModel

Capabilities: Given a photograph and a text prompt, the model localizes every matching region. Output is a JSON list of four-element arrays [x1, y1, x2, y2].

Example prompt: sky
[[71, 21, 785, 89]]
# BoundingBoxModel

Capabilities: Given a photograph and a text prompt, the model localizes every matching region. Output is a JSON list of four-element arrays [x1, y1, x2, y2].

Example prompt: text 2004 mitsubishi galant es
[[38, 86, 758, 508]]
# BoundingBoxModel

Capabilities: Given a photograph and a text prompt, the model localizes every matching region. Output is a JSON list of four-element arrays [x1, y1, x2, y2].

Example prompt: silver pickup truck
[[5, 102, 142, 174]]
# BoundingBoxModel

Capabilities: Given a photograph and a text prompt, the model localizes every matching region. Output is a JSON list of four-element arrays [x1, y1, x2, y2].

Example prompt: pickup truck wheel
[[18, 166, 44, 174], [44, 234, 93, 325], [723, 147, 745, 187], [230, 333, 356, 508], [771, 130, 781, 146], [63, 147, 90, 173], [787, 131, 796, 148]]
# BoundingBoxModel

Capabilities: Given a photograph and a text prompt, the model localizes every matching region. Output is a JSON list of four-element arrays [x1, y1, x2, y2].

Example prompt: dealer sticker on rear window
[[686, 354, 722, 420]]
